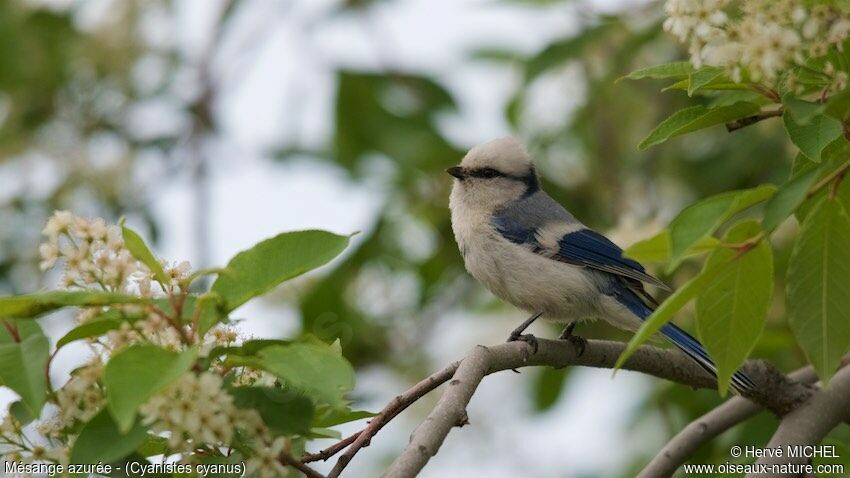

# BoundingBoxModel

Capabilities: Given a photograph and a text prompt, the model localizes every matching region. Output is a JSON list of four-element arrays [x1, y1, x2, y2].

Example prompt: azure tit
[[447, 137, 754, 394]]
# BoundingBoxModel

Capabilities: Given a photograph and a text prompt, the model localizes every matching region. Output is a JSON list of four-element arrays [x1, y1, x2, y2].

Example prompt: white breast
[[449, 197, 602, 322]]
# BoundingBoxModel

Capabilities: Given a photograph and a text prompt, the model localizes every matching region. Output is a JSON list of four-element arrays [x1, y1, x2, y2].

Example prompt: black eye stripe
[[468, 167, 504, 178]]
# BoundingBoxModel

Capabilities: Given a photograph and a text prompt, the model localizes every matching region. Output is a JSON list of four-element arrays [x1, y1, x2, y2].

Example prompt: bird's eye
[[476, 168, 501, 178]]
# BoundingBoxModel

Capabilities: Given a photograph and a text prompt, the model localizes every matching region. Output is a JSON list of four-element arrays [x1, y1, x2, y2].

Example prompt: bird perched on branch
[[446, 137, 754, 394]]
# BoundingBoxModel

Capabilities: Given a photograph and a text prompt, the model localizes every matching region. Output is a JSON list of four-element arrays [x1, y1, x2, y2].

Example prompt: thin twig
[[147, 303, 191, 345], [279, 450, 327, 478], [748, 83, 781, 103], [302, 432, 361, 463], [725, 109, 783, 132], [808, 158, 850, 198], [324, 362, 461, 476]]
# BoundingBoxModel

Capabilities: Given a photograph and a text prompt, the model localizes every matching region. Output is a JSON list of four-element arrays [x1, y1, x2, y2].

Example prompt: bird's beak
[[446, 166, 465, 179]]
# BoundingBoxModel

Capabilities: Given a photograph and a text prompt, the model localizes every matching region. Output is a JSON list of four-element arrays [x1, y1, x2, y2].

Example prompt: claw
[[508, 333, 539, 355], [558, 322, 586, 356], [567, 335, 586, 357]]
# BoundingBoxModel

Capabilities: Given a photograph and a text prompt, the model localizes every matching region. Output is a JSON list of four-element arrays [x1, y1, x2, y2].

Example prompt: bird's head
[[447, 137, 539, 209]]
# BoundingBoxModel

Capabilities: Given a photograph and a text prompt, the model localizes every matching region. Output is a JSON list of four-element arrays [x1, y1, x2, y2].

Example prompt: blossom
[[21, 212, 294, 470], [139, 372, 240, 452], [246, 437, 289, 478], [41, 210, 73, 242], [52, 358, 106, 428], [38, 212, 151, 292], [739, 21, 800, 81], [39, 242, 59, 271], [662, 1, 850, 87], [663, 0, 729, 43], [165, 260, 192, 289]]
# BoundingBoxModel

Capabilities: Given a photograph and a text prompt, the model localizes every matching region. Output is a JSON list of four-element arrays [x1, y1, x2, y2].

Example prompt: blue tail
[[659, 322, 755, 394], [611, 283, 755, 395]]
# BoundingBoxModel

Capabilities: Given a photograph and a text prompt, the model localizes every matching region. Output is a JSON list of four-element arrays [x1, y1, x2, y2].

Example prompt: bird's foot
[[564, 335, 587, 357], [507, 333, 539, 372], [558, 323, 586, 356], [507, 333, 539, 354]]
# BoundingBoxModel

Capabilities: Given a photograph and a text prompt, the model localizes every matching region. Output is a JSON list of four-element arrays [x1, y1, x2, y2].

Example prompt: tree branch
[[322, 361, 461, 476], [376, 338, 800, 478], [749, 365, 850, 477], [639, 366, 819, 478], [725, 109, 783, 132], [279, 450, 327, 478]]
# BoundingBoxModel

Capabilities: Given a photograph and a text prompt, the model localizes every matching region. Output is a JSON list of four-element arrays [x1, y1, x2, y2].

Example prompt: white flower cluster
[[139, 372, 289, 477], [44, 358, 106, 436], [139, 372, 238, 450], [664, 0, 850, 88], [40, 211, 194, 295], [40, 211, 138, 291], [7, 213, 292, 476]]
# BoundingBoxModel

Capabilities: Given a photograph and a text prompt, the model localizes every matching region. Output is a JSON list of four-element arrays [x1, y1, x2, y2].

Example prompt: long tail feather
[[612, 281, 755, 395], [660, 322, 755, 395]]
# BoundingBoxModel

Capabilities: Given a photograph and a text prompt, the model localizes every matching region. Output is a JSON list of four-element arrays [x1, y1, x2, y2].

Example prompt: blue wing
[[490, 190, 668, 290], [554, 229, 670, 291]]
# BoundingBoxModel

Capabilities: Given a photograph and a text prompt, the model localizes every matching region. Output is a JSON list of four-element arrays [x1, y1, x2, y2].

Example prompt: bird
[[446, 137, 754, 394]]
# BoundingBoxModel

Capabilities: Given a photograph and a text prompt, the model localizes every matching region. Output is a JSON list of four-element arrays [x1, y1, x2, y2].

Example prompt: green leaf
[[619, 61, 695, 82], [211, 230, 351, 312], [121, 222, 169, 285], [687, 67, 724, 97], [255, 343, 355, 409], [104, 345, 198, 432], [708, 90, 771, 107], [795, 140, 850, 221], [56, 310, 142, 349], [696, 221, 773, 395], [0, 320, 49, 416], [70, 409, 149, 464], [662, 78, 749, 93], [825, 86, 850, 122], [624, 231, 719, 264], [783, 113, 843, 162], [787, 197, 850, 383], [762, 163, 821, 232], [181, 293, 226, 337], [309, 427, 342, 440], [639, 102, 762, 150], [0, 291, 144, 319], [136, 434, 169, 457], [668, 185, 776, 271], [615, 260, 727, 370], [9, 400, 34, 426], [782, 95, 826, 125], [313, 407, 375, 428], [229, 386, 314, 435]]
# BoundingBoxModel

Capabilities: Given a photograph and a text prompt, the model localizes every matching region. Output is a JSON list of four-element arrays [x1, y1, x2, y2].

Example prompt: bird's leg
[[506, 312, 543, 355], [558, 321, 587, 357]]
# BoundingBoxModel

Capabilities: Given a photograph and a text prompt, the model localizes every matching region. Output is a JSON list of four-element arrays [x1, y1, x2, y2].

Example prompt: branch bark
[[324, 361, 462, 477], [639, 366, 818, 478], [379, 338, 801, 478], [748, 365, 850, 477]]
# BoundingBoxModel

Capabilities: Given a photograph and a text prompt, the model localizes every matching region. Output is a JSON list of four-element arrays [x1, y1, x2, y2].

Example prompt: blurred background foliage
[[1, 0, 846, 476]]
